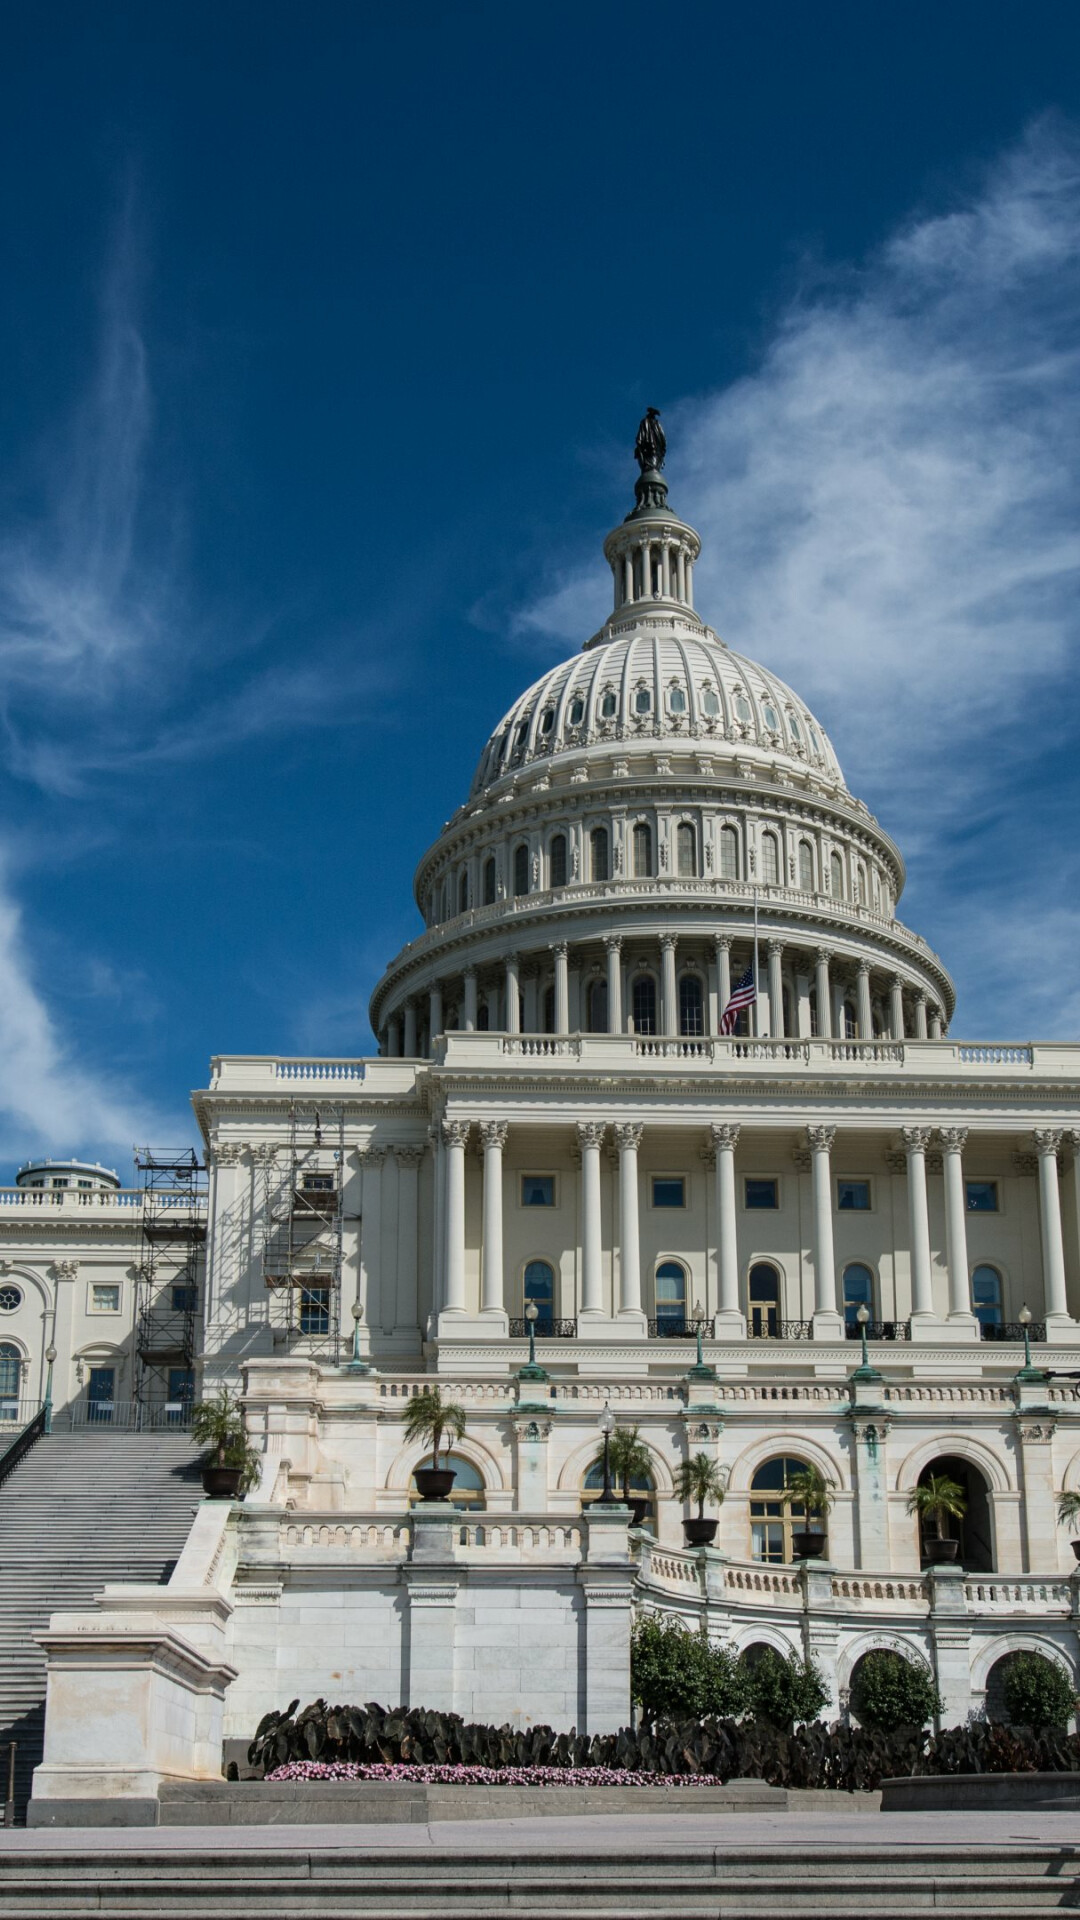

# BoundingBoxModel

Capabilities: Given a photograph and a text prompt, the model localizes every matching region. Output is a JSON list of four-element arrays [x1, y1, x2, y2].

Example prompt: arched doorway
[[915, 1454, 994, 1570]]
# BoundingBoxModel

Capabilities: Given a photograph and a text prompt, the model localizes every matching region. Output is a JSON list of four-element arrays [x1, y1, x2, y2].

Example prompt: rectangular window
[[299, 1287, 330, 1335], [77, 1180, 92, 1189], [837, 1179, 871, 1211], [91, 1285, 120, 1312], [521, 1175, 555, 1207], [172, 1284, 198, 1312], [167, 1367, 194, 1409], [744, 1178, 779, 1210], [52, 1179, 68, 1189], [651, 1177, 686, 1209], [300, 1173, 334, 1191], [966, 1180, 999, 1212]]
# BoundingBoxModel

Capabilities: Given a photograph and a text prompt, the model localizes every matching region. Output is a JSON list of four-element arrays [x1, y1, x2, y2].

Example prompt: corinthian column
[[807, 1125, 842, 1337], [711, 1123, 744, 1335], [1034, 1130, 1071, 1325], [814, 949, 832, 1040], [889, 977, 905, 1042], [441, 1119, 471, 1315], [577, 1121, 606, 1317], [939, 1128, 976, 1330], [604, 936, 623, 1034], [479, 1121, 509, 1321], [902, 1126, 935, 1322], [613, 1123, 644, 1325], [767, 940, 784, 1038], [553, 944, 569, 1036], [856, 961, 872, 1040], [660, 934, 678, 1037]]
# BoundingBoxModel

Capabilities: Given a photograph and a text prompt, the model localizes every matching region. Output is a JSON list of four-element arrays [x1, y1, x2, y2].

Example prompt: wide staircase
[[0, 1423, 202, 1821]]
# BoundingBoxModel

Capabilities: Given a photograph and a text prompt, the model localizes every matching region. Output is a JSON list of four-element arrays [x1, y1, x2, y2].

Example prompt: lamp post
[[857, 1303, 870, 1372], [1014, 1302, 1046, 1385], [849, 1302, 882, 1389], [599, 1403, 615, 1503], [346, 1300, 370, 1376], [526, 1300, 538, 1368], [43, 1344, 56, 1435]]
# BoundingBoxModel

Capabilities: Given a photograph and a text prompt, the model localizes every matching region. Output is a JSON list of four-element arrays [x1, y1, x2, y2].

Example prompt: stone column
[[929, 1009, 943, 1040], [711, 1123, 744, 1335], [889, 976, 905, 1042], [402, 1001, 418, 1057], [441, 1120, 470, 1315], [604, 935, 623, 1034], [392, 1146, 424, 1337], [1034, 1130, 1070, 1324], [940, 1128, 976, 1331], [358, 1148, 386, 1338], [578, 1121, 606, 1317], [522, 962, 538, 1034], [429, 1124, 444, 1328], [914, 991, 928, 1040], [927, 1568, 972, 1727], [716, 936, 732, 1034], [856, 960, 873, 1040], [815, 948, 832, 1040], [808, 1125, 842, 1336], [902, 1126, 936, 1322], [660, 540, 671, 596], [387, 1015, 401, 1057], [504, 955, 520, 1034], [614, 1123, 644, 1324], [659, 934, 678, 1037], [553, 943, 569, 1035], [767, 940, 784, 1038], [579, 1518, 634, 1733], [479, 1121, 508, 1319], [428, 984, 444, 1045], [463, 969, 478, 1032]]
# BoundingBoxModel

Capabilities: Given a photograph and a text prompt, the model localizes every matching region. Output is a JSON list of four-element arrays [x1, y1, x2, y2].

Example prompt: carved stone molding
[[441, 1120, 472, 1151], [1033, 1129, 1065, 1157], [50, 1260, 79, 1280], [359, 1146, 388, 1168], [884, 1151, 907, 1176], [806, 1125, 837, 1154], [576, 1121, 607, 1153], [478, 1121, 509, 1152], [937, 1128, 969, 1154], [710, 1123, 741, 1152], [1016, 1418, 1056, 1445], [900, 1126, 934, 1154], [613, 1122, 643, 1153], [1012, 1152, 1039, 1177], [791, 1148, 812, 1172], [212, 1140, 245, 1167], [393, 1145, 426, 1169]]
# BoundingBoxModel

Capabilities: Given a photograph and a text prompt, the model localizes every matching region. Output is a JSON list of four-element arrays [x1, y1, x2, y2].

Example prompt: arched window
[[583, 1455, 655, 1524], [748, 1262, 780, 1339], [523, 1260, 555, 1328], [972, 1265, 1003, 1331], [632, 822, 653, 877], [549, 833, 567, 889], [761, 832, 780, 885], [410, 1454, 484, 1510], [830, 852, 844, 896], [798, 841, 814, 890], [0, 1342, 22, 1402], [669, 684, 687, 714], [539, 708, 554, 736], [458, 870, 469, 914], [654, 1260, 687, 1332], [676, 822, 696, 877], [568, 695, 585, 726], [678, 974, 703, 1037], [513, 843, 529, 897], [632, 976, 657, 1035], [483, 856, 496, 906], [750, 1457, 810, 1563], [719, 825, 739, 880], [600, 690, 617, 720], [634, 686, 652, 716], [587, 978, 608, 1033], [915, 1456, 993, 1570], [702, 688, 720, 717], [590, 826, 610, 882], [842, 1262, 874, 1330]]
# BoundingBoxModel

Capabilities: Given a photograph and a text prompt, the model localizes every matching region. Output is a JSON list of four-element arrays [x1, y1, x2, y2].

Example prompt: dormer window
[[734, 694, 751, 723], [569, 696, 585, 726], [668, 685, 687, 714], [634, 687, 651, 715], [702, 688, 720, 716], [540, 709, 554, 735], [600, 690, 617, 719], [515, 719, 529, 747], [763, 703, 780, 732], [789, 714, 802, 742]]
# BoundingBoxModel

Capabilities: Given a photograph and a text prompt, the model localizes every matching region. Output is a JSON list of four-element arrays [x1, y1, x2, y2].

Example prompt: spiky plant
[[906, 1473, 966, 1540], [402, 1385, 467, 1469], [673, 1452, 727, 1521], [782, 1464, 837, 1522]]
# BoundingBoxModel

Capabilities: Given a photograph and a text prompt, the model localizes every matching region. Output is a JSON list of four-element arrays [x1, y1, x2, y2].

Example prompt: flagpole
[[752, 888, 760, 1039]]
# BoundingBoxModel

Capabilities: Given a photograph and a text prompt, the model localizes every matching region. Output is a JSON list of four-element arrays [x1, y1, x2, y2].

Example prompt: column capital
[[441, 1119, 472, 1150], [767, 938, 784, 958], [856, 957, 872, 977], [603, 933, 624, 954], [659, 932, 677, 954], [815, 946, 833, 966], [613, 1121, 643, 1152], [901, 1125, 933, 1154], [393, 1144, 426, 1168], [358, 1146, 388, 1168], [806, 1124, 836, 1154], [503, 951, 520, 972], [552, 941, 569, 961], [1033, 1128, 1064, 1157], [710, 1122, 741, 1151], [576, 1120, 607, 1152], [891, 973, 905, 992], [462, 964, 476, 980], [478, 1121, 509, 1151], [937, 1127, 968, 1154], [914, 988, 928, 1006], [715, 933, 732, 953]]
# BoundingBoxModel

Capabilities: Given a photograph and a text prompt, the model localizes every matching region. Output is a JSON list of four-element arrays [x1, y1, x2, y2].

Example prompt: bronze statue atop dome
[[634, 407, 666, 473]]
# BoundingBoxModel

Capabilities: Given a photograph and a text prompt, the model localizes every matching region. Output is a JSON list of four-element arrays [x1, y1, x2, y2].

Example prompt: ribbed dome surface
[[470, 626, 845, 797]]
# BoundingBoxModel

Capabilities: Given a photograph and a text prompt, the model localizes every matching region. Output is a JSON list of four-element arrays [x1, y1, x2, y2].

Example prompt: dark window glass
[[299, 1288, 330, 1335], [590, 827, 610, 881], [483, 857, 496, 906], [652, 1178, 685, 1209], [569, 696, 585, 726], [522, 1176, 554, 1207], [678, 975, 703, 1036], [458, 871, 469, 913], [966, 1181, 998, 1212], [513, 844, 529, 896], [524, 1260, 555, 1319], [550, 834, 567, 888], [632, 976, 657, 1035], [600, 691, 617, 719], [655, 1260, 686, 1324], [842, 1263, 874, 1327], [745, 1178, 778, 1210], [633, 823, 653, 877], [171, 1284, 198, 1312], [972, 1265, 1002, 1327], [837, 1180, 870, 1210]]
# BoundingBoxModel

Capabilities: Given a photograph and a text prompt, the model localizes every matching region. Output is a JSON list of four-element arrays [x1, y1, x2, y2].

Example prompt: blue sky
[[1, 3, 1079, 1177]]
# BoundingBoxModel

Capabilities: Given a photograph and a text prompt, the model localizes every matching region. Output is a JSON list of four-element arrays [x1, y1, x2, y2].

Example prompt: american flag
[[720, 964, 756, 1036]]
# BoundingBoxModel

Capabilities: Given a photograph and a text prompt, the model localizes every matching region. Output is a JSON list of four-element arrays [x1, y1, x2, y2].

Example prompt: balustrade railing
[[981, 1321, 1047, 1343], [747, 1320, 812, 1341], [843, 1320, 911, 1342], [63, 1399, 193, 1432], [508, 1317, 578, 1339], [646, 1318, 712, 1339]]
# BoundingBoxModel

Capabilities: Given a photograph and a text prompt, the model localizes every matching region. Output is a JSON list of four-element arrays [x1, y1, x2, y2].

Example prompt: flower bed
[[267, 1762, 719, 1787]]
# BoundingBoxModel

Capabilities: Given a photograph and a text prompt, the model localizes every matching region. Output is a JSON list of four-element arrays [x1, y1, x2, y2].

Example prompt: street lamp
[[1019, 1303, 1033, 1371], [856, 1303, 870, 1372], [44, 1344, 57, 1435], [525, 1300, 539, 1368], [346, 1299, 370, 1375], [599, 1403, 616, 1503]]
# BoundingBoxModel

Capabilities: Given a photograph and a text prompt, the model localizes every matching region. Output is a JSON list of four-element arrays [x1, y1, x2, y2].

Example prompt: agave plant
[[402, 1385, 467, 1469], [673, 1452, 727, 1521], [907, 1473, 966, 1540]]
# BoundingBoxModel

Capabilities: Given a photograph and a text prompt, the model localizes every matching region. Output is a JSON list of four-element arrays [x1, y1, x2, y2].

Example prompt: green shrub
[[740, 1647, 828, 1728], [1001, 1652, 1076, 1731], [631, 1617, 746, 1721], [850, 1651, 941, 1731]]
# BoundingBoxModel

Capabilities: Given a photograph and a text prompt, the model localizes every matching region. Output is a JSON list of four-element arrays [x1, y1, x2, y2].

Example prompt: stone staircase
[[0, 1831, 1078, 1915], [0, 1425, 202, 1821]]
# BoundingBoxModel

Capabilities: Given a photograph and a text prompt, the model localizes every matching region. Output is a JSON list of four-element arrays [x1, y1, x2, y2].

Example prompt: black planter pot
[[202, 1464, 243, 1500], [684, 1517, 719, 1546], [1071, 1540, 1080, 1563], [414, 1466, 457, 1502], [923, 1536, 960, 1565], [792, 1529, 827, 1560], [627, 1498, 650, 1529]]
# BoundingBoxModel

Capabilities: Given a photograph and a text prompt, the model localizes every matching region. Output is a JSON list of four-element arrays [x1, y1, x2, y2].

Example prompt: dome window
[[632, 822, 653, 877], [807, 722, 821, 754], [458, 871, 469, 914], [761, 831, 780, 886], [600, 690, 617, 720], [676, 822, 696, 877], [569, 696, 585, 726], [669, 685, 687, 715], [549, 834, 567, 889], [763, 703, 780, 732], [483, 857, 496, 906], [513, 844, 530, 897], [720, 825, 739, 879], [798, 841, 814, 890], [516, 718, 530, 747], [734, 694, 752, 723], [702, 688, 720, 717], [632, 976, 657, 1035], [590, 826, 610, 882], [830, 852, 844, 896], [678, 975, 703, 1036], [540, 709, 555, 736], [789, 714, 802, 742], [634, 687, 652, 716]]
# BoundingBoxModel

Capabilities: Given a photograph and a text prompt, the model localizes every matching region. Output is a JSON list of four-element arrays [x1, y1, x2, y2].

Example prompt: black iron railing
[[508, 1318, 578, 1339], [646, 1319, 713, 1339], [844, 1320, 912, 1342], [748, 1320, 813, 1340], [65, 1399, 193, 1432], [981, 1321, 1047, 1343], [0, 1405, 46, 1489]]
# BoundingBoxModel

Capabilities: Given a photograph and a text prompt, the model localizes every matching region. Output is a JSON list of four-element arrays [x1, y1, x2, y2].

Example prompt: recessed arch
[[731, 1625, 801, 1662], [385, 1433, 508, 1497], [970, 1633, 1075, 1697], [894, 1435, 1013, 1496], [556, 1434, 675, 1500], [726, 1433, 847, 1497], [836, 1632, 935, 1695]]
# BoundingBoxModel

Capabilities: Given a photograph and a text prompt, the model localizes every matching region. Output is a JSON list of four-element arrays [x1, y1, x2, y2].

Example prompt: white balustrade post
[[578, 1121, 606, 1318], [711, 1123, 744, 1335], [553, 943, 569, 1036], [808, 1125, 842, 1336], [940, 1128, 976, 1331], [605, 935, 623, 1034], [902, 1126, 936, 1322], [614, 1122, 645, 1325], [1034, 1130, 1071, 1325], [660, 934, 678, 1038], [479, 1121, 508, 1321], [441, 1119, 470, 1317], [815, 949, 832, 1040]]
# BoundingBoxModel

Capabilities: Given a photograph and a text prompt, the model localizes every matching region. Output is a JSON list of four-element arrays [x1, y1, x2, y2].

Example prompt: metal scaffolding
[[261, 1106, 345, 1359], [133, 1148, 208, 1407]]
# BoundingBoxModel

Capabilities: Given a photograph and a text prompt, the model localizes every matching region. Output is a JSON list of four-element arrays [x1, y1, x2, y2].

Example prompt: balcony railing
[[508, 1318, 578, 1339], [64, 1399, 193, 1431], [981, 1321, 1047, 1343], [748, 1320, 812, 1340], [646, 1318, 713, 1339], [844, 1320, 911, 1342]]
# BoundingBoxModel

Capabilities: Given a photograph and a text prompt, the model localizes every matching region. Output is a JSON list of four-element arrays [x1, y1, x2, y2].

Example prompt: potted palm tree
[[1056, 1490, 1080, 1562], [908, 1472, 966, 1565], [783, 1464, 836, 1559], [600, 1424, 653, 1528], [191, 1387, 262, 1499], [404, 1386, 467, 1500], [674, 1452, 727, 1546]]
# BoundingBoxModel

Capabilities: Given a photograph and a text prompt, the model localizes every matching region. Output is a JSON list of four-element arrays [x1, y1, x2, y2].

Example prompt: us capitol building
[[10, 417, 1080, 1812]]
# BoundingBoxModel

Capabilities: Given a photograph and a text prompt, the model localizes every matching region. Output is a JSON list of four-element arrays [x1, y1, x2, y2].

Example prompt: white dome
[[470, 625, 845, 798]]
